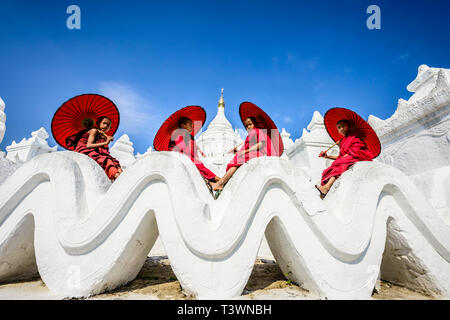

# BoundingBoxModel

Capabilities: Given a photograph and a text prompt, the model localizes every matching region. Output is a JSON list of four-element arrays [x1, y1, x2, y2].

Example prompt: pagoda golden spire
[[218, 88, 225, 109]]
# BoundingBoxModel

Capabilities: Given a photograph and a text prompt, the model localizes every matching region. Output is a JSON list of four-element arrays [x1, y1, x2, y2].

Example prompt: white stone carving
[[136, 146, 154, 159], [368, 65, 450, 178], [287, 111, 338, 182], [5, 127, 57, 163], [0, 98, 21, 184], [109, 134, 136, 169], [406, 64, 450, 104], [280, 128, 294, 151]]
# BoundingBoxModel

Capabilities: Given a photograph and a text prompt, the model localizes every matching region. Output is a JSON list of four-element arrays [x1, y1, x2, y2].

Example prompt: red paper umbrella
[[239, 102, 284, 156], [324, 107, 381, 158], [51, 94, 120, 150], [153, 106, 206, 151]]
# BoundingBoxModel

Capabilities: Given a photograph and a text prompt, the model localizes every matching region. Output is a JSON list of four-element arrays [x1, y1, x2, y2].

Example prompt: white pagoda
[[196, 89, 244, 176]]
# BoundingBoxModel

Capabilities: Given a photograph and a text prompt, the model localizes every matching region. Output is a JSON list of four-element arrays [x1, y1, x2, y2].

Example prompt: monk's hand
[[319, 151, 327, 158], [106, 135, 114, 144], [200, 150, 206, 157]]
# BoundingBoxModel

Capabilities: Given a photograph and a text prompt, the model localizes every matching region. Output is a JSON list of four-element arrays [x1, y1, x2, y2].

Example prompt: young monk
[[169, 116, 220, 192], [315, 119, 374, 199], [73, 116, 123, 181], [211, 117, 272, 192]]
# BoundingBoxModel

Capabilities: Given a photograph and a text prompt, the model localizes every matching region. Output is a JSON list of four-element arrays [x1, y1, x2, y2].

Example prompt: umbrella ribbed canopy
[[153, 106, 206, 151], [324, 107, 381, 158], [51, 94, 120, 150], [239, 102, 284, 156]]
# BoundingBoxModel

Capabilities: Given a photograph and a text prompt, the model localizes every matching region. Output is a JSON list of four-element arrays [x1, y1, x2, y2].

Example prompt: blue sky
[[0, 0, 449, 154]]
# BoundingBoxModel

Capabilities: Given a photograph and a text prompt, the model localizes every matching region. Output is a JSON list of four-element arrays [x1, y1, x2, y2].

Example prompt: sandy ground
[[0, 256, 438, 300]]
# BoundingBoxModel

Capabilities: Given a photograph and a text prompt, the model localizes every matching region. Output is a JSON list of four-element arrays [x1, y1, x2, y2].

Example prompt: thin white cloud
[[98, 82, 163, 137], [313, 81, 325, 91], [307, 58, 319, 70], [392, 52, 410, 63], [283, 116, 293, 124]]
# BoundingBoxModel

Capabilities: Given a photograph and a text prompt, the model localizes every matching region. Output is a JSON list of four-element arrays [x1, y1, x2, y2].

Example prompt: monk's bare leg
[[317, 176, 336, 195], [211, 167, 238, 191]]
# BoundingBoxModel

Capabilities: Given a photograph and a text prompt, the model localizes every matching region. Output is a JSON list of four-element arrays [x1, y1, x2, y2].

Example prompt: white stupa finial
[[218, 88, 225, 108], [110, 133, 136, 169]]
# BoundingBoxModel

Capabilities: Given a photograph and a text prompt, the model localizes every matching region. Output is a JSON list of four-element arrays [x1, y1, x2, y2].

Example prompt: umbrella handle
[[97, 129, 108, 139], [323, 139, 341, 154], [229, 141, 244, 153]]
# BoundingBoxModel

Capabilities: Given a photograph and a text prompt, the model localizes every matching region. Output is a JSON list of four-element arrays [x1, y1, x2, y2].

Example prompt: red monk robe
[[168, 130, 216, 181], [226, 128, 273, 172], [74, 131, 121, 180], [321, 133, 374, 185]]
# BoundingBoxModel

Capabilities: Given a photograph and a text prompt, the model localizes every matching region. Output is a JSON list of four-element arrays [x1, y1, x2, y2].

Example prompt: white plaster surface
[[0, 156, 20, 186], [0, 151, 449, 299]]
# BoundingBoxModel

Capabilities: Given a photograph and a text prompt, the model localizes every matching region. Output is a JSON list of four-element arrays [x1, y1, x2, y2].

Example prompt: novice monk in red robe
[[73, 116, 123, 181], [315, 119, 374, 199], [211, 116, 272, 192], [168, 117, 220, 191]]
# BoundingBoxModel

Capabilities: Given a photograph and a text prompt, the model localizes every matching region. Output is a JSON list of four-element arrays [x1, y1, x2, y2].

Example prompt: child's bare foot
[[315, 185, 329, 199], [114, 172, 121, 180], [211, 182, 223, 191]]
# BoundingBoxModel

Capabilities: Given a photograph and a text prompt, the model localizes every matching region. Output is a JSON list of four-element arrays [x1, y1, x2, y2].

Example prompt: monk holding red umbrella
[[51, 94, 123, 181], [153, 106, 220, 195], [315, 107, 381, 199], [211, 102, 284, 196]]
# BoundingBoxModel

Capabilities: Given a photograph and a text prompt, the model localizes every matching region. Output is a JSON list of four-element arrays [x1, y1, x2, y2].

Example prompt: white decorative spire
[[196, 89, 243, 176], [218, 88, 225, 109], [136, 146, 153, 159], [6, 127, 57, 163], [280, 128, 294, 150], [110, 134, 136, 168], [406, 64, 450, 103], [306, 111, 324, 131], [205, 88, 233, 130]]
